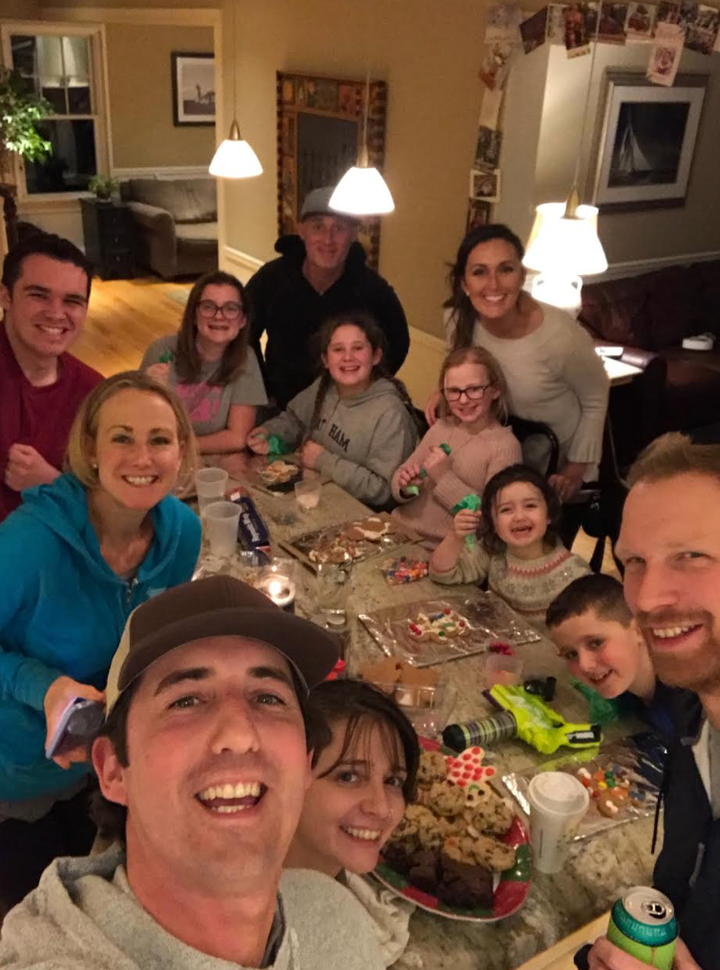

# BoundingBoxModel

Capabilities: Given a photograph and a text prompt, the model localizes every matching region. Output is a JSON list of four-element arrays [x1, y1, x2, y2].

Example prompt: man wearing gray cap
[[0, 576, 384, 970], [246, 186, 409, 410]]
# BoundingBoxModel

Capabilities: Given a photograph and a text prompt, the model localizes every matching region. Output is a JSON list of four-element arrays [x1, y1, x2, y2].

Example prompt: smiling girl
[[248, 313, 419, 509], [391, 347, 521, 548], [431, 464, 589, 629], [0, 372, 200, 914], [142, 271, 267, 454], [286, 679, 419, 877]]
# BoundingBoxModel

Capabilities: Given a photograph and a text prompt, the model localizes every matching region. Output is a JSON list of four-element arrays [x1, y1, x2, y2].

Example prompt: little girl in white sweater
[[430, 464, 590, 630]]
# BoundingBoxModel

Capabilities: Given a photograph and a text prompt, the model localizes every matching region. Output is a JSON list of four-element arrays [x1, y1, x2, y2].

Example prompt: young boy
[[546, 574, 672, 737]]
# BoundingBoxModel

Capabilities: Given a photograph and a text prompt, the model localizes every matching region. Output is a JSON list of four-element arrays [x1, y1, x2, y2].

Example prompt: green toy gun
[[489, 684, 602, 755]]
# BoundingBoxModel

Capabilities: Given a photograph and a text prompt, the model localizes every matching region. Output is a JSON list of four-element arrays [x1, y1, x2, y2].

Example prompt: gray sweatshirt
[[0, 847, 384, 970], [262, 377, 418, 509]]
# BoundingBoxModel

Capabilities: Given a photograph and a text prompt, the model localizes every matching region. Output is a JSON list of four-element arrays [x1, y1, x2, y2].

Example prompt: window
[[8, 31, 103, 195]]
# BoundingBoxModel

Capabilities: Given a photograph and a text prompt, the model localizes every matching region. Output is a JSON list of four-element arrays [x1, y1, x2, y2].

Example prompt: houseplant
[[0, 67, 52, 248], [88, 175, 119, 202]]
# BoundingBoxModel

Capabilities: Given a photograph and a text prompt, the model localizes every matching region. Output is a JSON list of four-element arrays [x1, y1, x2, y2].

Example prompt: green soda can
[[607, 887, 677, 969]]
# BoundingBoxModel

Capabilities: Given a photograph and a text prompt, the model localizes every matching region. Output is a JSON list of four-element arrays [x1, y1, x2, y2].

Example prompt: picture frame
[[591, 71, 708, 211], [466, 199, 493, 232], [171, 52, 215, 126], [470, 168, 501, 202]]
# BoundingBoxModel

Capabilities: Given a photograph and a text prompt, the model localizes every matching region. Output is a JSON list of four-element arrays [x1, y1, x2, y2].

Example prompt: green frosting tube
[[451, 492, 482, 548], [266, 433, 291, 458], [571, 678, 622, 725], [158, 351, 174, 364], [419, 442, 451, 479]]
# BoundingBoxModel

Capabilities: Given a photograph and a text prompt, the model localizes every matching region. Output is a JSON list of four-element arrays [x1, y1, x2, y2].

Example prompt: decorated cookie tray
[[502, 731, 666, 841], [359, 592, 541, 668], [279, 513, 419, 568]]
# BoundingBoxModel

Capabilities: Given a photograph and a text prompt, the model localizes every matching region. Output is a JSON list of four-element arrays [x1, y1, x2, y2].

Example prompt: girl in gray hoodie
[[248, 313, 420, 509]]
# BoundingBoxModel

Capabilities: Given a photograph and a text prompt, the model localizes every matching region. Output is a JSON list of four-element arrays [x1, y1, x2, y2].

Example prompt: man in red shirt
[[0, 233, 102, 521]]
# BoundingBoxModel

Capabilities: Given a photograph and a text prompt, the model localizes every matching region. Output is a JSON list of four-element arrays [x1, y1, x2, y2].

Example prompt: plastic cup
[[295, 477, 321, 510], [527, 771, 589, 874], [485, 653, 525, 689], [195, 467, 228, 515], [203, 500, 240, 557]]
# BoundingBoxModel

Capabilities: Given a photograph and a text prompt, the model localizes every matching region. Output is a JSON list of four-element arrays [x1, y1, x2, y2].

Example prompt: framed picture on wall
[[592, 72, 708, 211], [171, 52, 215, 126]]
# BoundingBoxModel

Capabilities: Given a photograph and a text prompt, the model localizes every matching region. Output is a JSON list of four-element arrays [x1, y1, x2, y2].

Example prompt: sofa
[[579, 259, 720, 466], [120, 177, 218, 279]]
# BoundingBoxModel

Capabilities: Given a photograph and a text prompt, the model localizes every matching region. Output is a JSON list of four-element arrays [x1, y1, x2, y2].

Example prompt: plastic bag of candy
[[381, 556, 429, 585]]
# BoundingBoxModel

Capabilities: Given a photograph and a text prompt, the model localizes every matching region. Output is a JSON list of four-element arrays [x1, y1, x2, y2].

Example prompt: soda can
[[607, 887, 677, 969], [442, 711, 517, 751]]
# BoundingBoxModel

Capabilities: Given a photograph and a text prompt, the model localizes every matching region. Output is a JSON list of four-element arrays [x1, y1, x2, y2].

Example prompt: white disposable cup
[[527, 772, 589, 874], [195, 467, 228, 515], [203, 500, 240, 557]]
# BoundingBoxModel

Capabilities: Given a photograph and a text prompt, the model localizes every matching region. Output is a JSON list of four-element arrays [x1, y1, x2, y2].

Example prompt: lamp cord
[[572, 8, 602, 191], [231, 0, 237, 118]]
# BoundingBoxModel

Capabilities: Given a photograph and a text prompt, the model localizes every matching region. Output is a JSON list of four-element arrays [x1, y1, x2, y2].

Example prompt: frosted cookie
[[259, 459, 300, 485], [408, 608, 470, 644]]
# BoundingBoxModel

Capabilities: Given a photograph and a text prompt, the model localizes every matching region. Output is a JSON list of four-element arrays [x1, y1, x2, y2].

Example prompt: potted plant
[[88, 174, 119, 202], [0, 68, 52, 248]]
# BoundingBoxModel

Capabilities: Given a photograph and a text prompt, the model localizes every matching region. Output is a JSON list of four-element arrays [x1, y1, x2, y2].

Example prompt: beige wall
[[220, 0, 490, 339], [496, 30, 720, 265], [106, 22, 215, 169]]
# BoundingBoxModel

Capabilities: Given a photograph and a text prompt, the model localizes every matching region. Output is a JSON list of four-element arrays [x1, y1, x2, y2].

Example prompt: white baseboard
[[221, 245, 266, 284], [112, 166, 210, 180]]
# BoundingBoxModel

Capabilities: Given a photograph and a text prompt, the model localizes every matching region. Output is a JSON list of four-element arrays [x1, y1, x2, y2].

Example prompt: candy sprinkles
[[408, 607, 470, 643]]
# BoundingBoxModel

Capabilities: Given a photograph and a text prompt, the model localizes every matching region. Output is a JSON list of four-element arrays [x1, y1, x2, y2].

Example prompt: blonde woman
[[391, 346, 521, 549], [0, 371, 200, 914]]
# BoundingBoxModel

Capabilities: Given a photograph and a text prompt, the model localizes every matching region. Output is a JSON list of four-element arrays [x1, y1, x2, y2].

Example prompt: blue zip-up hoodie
[[0, 474, 201, 802]]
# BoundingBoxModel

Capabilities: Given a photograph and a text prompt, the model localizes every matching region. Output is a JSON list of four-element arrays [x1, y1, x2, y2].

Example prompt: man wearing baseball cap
[[246, 185, 409, 410], [0, 575, 384, 970]]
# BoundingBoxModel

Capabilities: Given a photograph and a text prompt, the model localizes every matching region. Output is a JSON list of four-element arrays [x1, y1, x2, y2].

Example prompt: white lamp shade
[[209, 137, 263, 179], [523, 202, 608, 277], [329, 165, 395, 216]]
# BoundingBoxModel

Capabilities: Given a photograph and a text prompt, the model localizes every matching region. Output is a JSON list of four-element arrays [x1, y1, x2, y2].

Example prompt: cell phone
[[45, 698, 105, 760]]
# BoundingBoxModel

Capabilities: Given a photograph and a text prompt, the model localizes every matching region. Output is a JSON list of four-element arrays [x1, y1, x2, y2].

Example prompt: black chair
[[507, 415, 560, 478]]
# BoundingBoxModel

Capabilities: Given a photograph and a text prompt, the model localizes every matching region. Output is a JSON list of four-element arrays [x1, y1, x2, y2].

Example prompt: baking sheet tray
[[279, 513, 419, 568], [359, 592, 540, 668]]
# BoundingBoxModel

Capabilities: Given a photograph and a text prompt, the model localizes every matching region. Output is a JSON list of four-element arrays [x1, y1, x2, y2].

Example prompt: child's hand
[[247, 428, 269, 455], [424, 445, 452, 483], [145, 362, 171, 386], [398, 462, 422, 490], [548, 462, 586, 503], [453, 508, 481, 538], [301, 440, 325, 469], [424, 389, 442, 427]]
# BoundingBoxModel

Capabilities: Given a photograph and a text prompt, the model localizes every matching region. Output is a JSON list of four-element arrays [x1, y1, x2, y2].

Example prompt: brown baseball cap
[[105, 575, 339, 717]]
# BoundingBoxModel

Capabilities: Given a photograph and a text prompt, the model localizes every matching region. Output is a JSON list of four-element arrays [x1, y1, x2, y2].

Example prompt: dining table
[[195, 454, 658, 970]]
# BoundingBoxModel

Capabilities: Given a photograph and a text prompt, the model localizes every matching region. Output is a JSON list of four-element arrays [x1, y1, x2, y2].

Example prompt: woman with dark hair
[[142, 270, 267, 453], [426, 225, 609, 504], [248, 313, 419, 509], [430, 463, 590, 629], [286, 678, 419, 877]]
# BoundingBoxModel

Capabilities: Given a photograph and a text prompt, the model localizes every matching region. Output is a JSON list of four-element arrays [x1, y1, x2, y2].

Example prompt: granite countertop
[[197, 471, 658, 970]]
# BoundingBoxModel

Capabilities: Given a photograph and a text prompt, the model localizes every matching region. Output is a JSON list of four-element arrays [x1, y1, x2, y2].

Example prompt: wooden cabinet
[[80, 198, 134, 280]]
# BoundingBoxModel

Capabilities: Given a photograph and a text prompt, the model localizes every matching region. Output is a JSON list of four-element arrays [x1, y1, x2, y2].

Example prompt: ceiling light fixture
[[523, 21, 607, 311], [330, 47, 394, 215], [209, 1, 262, 179]]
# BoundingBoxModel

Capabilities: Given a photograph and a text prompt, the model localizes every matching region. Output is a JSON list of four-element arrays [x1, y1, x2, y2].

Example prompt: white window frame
[[1, 21, 110, 205]]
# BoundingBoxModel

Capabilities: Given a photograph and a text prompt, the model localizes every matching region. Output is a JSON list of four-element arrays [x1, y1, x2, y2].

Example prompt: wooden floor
[[71, 275, 618, 576], [73, 276, 191, 377]]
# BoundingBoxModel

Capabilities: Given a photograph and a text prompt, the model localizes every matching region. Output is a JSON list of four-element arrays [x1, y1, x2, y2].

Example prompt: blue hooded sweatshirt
[[0, 474, 201, 803]]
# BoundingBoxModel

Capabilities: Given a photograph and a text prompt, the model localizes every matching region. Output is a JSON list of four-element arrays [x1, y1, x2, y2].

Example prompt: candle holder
[[256, 562, 296, 613]]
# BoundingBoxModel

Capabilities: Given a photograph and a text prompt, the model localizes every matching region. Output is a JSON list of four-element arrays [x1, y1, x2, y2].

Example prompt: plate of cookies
[[375, 740, 531, 921], [280, 514, 418, 568]]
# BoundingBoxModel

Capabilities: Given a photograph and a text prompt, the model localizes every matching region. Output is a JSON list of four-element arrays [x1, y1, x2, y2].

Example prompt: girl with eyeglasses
[[141, 271, 267, 453], [391, 347, 521, 549]]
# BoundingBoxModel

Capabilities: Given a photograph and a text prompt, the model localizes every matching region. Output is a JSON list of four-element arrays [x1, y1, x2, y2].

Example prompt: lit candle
[[260, 574, 296, 611]]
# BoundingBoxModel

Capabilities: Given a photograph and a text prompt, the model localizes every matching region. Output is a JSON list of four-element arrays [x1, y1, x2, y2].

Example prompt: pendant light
[[209, 0, 262, 179], [522, 19, 607, 311], [330, 39, 394, 215]]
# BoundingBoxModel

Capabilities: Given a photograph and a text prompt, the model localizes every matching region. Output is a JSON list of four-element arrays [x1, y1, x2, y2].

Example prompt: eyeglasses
[[197, 299, 244, 320], [443, 383, 492, 402]]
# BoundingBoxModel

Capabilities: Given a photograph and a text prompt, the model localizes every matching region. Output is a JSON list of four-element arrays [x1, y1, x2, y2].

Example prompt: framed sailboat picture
[[592, 72, 708, 211]]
